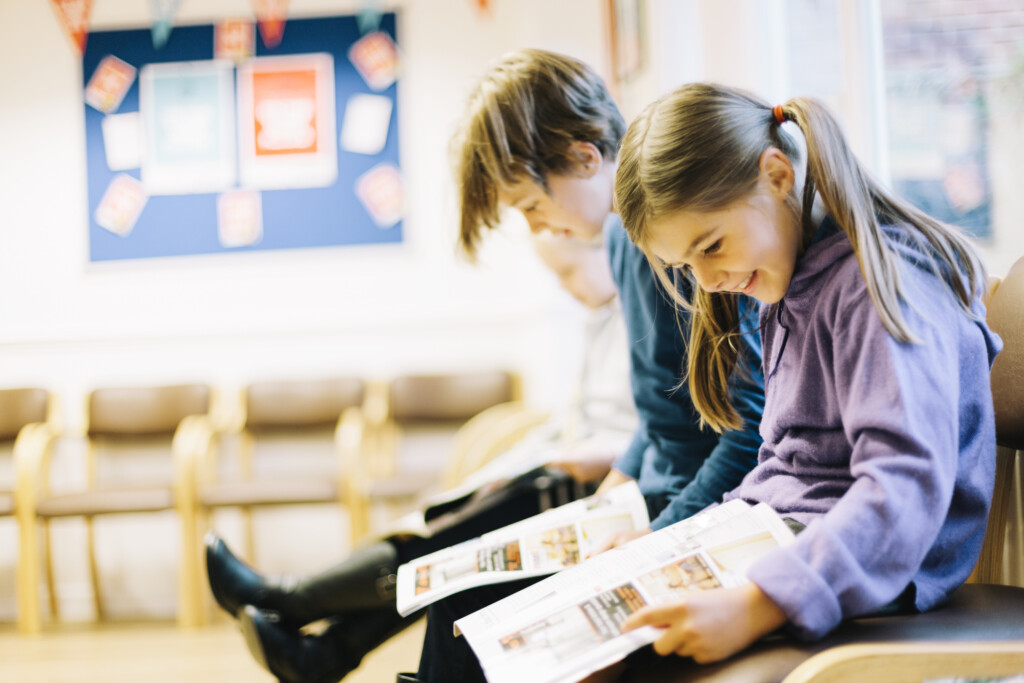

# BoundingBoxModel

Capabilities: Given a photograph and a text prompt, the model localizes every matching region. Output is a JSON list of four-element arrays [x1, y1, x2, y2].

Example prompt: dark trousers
[[394, 470, 578, 565]]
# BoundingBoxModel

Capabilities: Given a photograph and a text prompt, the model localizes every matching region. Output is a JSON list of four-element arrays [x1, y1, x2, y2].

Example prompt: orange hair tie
[[772, 104, 786, 125]]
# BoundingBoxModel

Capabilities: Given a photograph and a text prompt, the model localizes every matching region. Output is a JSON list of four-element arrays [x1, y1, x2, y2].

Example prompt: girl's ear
[[760, 147, 795, 199], [567, 141, 603, 179]]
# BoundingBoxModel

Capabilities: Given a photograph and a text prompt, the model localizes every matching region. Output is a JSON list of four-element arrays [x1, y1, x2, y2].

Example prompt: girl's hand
[[620, 583, 787, 664]]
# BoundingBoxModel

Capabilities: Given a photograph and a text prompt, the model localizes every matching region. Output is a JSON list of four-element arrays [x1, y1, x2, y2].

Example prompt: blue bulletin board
[[83, 13, 402, 262]]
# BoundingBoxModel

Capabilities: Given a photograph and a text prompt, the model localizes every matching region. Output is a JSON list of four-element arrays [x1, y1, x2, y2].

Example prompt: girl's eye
[[523, 203, 539, 213], [702, 239, 722, 257]]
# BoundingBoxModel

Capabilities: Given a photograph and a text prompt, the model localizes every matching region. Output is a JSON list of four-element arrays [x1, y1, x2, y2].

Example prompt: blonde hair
[[615, 83, 985, 432], [452, 49, 624, 259]]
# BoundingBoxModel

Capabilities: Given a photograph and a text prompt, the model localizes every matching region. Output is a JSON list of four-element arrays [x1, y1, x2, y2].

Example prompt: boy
[[411, 49, 765, 683]]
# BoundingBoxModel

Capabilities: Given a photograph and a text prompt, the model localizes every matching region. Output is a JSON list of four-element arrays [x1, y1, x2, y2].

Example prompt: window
[[879, 1, 1024, 269]]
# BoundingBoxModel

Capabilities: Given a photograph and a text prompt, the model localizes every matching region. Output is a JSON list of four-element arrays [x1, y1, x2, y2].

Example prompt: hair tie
[[772, 104, 786, 125]]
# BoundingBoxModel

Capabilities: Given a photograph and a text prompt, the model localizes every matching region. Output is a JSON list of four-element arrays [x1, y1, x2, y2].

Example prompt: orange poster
[[237, 54, 337, 189], [252, 68, 319, 156]]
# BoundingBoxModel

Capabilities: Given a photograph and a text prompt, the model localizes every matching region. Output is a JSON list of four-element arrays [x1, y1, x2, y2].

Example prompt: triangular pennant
[[474, 0, 491, 14], [50, 0, 93, 54], [150, 0, 180, 49], [357, 0, 384, 35], [252, 0, 290, 49]]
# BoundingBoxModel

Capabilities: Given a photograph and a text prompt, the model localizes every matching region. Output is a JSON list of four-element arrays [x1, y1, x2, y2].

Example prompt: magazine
[[454, 499, 795, 683], [395, 481, 649, 616]]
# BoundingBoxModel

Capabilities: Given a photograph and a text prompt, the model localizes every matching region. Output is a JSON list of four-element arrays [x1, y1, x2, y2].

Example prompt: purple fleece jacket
[[723, 220, 1002, 640]]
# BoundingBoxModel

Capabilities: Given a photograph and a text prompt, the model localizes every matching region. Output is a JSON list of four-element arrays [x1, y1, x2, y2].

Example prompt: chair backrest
[[978, 257, 1024, 586], [989, 259, 1024, 451], [88, 383, 211, 438], [388, 371, 519, 423], [0, 388, 49, 443], [243, 377, 365, 432]]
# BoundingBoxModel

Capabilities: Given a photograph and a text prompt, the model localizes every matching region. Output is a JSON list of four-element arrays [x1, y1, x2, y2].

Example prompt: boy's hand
[[586, 528, 651, 557], [620, 583, 787, 664], [547, 443, 616, 484], [595, 468, 634, 494]]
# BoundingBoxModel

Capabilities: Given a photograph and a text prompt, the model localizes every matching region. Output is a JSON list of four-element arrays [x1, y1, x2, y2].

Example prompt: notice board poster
[[82, 13, 402, 262]]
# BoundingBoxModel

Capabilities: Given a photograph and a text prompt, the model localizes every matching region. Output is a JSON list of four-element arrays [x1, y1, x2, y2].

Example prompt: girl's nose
[[690, 261, 725, 292]]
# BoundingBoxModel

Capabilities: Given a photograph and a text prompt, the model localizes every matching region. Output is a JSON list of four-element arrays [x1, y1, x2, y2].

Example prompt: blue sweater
[[726, 219, 1002, 639], [605, 217, 765, 529]]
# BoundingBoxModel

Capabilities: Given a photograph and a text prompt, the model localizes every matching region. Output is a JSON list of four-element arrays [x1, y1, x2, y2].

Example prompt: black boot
[[205, 533, 400, 625], [396, 675, 423, 682], [240, 605, 420, 683]]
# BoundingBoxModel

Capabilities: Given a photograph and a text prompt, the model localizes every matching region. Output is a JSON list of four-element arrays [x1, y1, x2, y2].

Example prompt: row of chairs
[[3, 370, 549, 634]]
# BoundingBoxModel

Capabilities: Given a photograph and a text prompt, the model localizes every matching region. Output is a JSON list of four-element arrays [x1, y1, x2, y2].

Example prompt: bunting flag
[[474, 0, 491, 14], [150, 0, 180, 49], [357, 0, 384, 35], [252, 0, 290, 49], [50, 0, 93, 54]]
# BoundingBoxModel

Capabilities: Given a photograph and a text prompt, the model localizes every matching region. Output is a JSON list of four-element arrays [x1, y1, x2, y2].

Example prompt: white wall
[[0, 0, 618, 423], [0, 0, 615, 621]]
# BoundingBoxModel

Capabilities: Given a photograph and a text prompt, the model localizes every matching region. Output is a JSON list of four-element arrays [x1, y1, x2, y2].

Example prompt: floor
[[0, 614, 426, 683]]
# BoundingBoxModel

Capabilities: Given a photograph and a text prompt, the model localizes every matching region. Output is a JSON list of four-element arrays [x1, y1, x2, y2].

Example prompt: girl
[[614, 83, 1001, 664]]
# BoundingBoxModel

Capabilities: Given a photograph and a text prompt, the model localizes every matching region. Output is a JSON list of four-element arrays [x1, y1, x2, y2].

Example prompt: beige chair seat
[[35, 486, 174, 518], [622, 584, 1024, 682], [198, 478, 342, 507], [0, 490, 13, 516]]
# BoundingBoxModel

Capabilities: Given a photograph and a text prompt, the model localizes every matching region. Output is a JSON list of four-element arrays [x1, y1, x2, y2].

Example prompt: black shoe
[[396, 675, 423, 682], [207, 532, 401, 626], [205, 532, 280, 619], [239, 605, 357, 683]]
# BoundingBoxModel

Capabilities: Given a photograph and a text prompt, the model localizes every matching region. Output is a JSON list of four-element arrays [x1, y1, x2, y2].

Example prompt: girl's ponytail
[[783, 98, 984, 341]]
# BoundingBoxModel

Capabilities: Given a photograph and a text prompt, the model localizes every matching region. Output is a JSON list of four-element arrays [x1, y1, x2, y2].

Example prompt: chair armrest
[[14, 422, 61, 515], [172, 414, 219, 506], [336, 405, 367, 482], [782, 641, 1024, 683], [445, 402, 551, 488]]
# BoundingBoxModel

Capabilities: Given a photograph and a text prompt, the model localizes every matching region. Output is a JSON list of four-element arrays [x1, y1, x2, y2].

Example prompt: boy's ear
[[567, 141, 603, 179], [760, 147, 795, 199]]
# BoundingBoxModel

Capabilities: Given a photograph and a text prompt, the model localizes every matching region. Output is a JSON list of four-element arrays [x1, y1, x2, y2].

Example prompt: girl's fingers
[[621, 603, 684, 632]]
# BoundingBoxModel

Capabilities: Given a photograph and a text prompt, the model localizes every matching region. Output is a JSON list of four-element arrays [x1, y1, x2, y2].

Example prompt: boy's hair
[[615, 82, 985, 433], [452, 49, 625, 259]]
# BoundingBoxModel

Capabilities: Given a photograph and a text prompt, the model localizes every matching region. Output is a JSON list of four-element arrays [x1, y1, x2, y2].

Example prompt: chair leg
[[43, 520, 58, 621], [242, 505, 255, 563], [85, 516, 104, 621], [16, 512, 41, 635], [178, 504, 205, 628], [349, 494, 369, 545]]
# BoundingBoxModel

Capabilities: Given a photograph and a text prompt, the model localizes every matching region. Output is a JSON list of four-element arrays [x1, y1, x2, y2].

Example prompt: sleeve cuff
[[744, 543, 842, 641]]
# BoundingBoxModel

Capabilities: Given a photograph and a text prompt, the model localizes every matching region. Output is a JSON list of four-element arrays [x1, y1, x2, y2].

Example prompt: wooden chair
[[619, 258, 1024, 682], [341, 370, 526, 541], [15, 383, 212, 632], [190, 376, 365, 569], [0, 388, 53, 634]]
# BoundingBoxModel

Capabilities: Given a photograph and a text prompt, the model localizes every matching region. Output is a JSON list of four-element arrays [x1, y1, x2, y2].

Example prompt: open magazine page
[[454, 499, 754, 635], [455, 501, 796, 683], [395, 481, 649, 616]]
